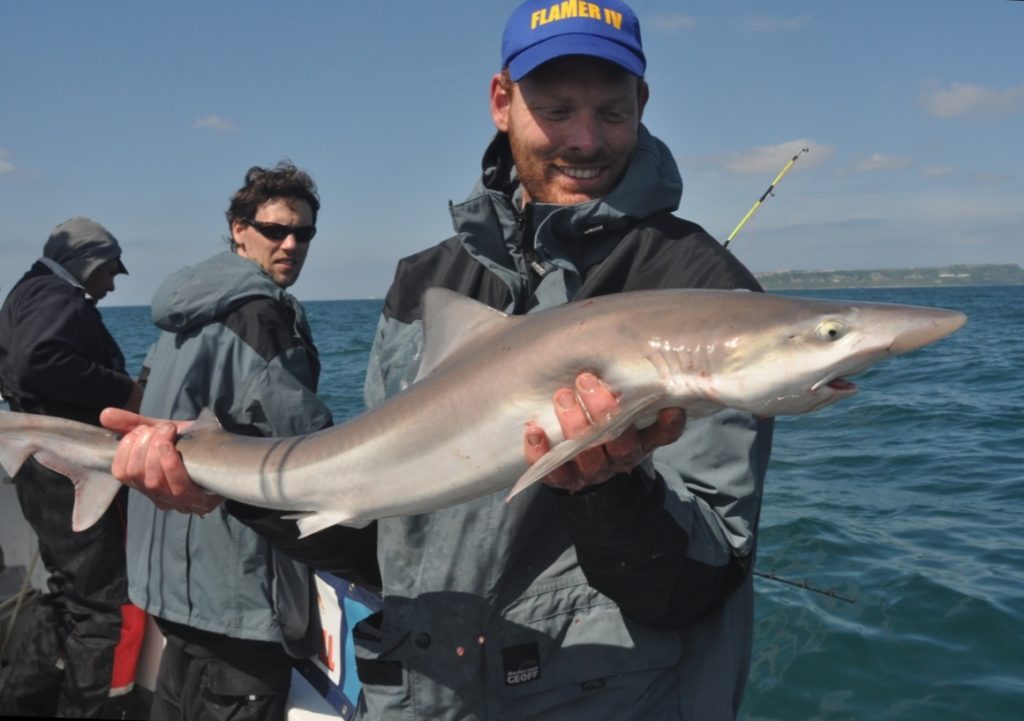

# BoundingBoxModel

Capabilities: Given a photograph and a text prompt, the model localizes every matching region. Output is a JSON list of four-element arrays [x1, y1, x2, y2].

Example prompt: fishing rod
[[723, 147, 809, 250], [754, 570, 856, 604]]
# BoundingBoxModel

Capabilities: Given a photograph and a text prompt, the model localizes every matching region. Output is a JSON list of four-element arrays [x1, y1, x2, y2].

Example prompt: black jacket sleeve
[[226, 500, 382, 592], [550, 470, 746, 629]]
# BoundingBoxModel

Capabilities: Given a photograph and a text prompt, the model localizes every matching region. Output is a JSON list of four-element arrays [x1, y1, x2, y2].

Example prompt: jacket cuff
[[547, 465, 662, 540]]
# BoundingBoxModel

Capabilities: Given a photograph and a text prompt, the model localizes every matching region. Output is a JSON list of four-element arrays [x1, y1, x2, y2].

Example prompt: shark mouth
[[811, 377, 858, 393], [827, 378, 857, 391]]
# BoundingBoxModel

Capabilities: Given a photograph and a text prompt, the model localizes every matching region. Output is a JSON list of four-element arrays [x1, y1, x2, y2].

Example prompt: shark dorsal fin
[[415, 288, 523, 381], [176, 408, 225, 442], [192, 407, 223, 432]]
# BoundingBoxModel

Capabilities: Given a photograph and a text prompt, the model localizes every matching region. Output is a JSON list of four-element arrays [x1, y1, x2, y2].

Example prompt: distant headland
[[756, 264, 1024, 290]]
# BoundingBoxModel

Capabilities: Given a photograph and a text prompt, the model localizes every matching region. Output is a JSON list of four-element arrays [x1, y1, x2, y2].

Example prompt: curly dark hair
[[225, 161, 320, 246]]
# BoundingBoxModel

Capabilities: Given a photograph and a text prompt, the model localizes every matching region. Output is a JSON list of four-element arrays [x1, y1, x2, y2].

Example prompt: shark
[[0, 287, 966, 537]]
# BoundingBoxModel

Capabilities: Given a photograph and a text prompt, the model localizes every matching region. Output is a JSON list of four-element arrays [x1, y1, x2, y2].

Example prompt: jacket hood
[[43, 217, 128, 285], [151, 251, 293, 333]]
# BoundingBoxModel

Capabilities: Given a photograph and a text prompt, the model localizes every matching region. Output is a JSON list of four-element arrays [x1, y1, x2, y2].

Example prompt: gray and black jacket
[[235, 127, 773, 719], [127, 250, 332, 656]]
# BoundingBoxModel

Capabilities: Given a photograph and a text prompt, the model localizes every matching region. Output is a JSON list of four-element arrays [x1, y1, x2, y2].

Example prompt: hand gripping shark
[[0, 288, 965, 537]]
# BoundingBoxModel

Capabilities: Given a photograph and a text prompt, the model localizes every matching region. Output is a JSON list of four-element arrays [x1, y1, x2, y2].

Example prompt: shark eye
[[816, 320, 848, 341]]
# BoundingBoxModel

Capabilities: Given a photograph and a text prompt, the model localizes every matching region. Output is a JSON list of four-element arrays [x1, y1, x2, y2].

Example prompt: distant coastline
[[755, 263, 1024, 291]]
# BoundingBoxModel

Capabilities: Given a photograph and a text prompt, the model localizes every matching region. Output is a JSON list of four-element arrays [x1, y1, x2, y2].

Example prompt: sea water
[[101, 285, 1024, 720]]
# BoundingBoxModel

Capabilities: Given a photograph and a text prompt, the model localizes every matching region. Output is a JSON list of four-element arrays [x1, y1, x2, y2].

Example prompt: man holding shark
[[105, 1, 775, 718]]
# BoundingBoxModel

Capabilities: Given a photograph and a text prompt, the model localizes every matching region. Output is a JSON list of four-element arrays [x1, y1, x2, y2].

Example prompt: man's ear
[[230, 219, 247, 253], [637, 79, 650, 119], [490, 73, 512, 132]]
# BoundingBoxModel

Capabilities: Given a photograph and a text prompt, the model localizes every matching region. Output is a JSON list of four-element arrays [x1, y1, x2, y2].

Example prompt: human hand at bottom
[[100, 408, 224, 515], [524, 372, 685, 494]]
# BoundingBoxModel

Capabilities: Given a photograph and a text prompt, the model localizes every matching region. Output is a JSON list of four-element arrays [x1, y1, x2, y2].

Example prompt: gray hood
[[151, 251, 298, 333], [43, 217, 128, 285]]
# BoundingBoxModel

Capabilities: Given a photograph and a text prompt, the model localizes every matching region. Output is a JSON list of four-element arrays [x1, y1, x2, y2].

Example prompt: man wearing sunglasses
[[121, 162, 351, 721]]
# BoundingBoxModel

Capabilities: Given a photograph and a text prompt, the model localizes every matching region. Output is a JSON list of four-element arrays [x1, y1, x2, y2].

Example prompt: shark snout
[[887, 308, 967, 356]]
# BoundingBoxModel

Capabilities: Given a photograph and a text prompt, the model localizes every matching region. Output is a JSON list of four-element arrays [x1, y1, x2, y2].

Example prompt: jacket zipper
[[512, 203, 546, 293]]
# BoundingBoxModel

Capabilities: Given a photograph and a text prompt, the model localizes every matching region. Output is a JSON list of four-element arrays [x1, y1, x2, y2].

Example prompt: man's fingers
[[603, 425, 645, 471], [574, 373, 617, 426], [554, 389, 590, 439], [528, 423, 575, 488], [145, 429, 176, 497], [553, 387, 606, 476], [121, 426, 155, 486], [575, 372, 651, 477], [100, 407, 168, 434], [159, 443, 223, 512], [639, 408, 686, 451], [101, 407, 146, 434], [524, 424, 549, 466], [110, 426, 131, 482], [531, 376, 687, 492], [106, 411, 220, 514], [101, 407, 193, 436]]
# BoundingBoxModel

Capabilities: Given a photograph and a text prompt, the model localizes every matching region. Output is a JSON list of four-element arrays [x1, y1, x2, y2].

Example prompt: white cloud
[[852, 153, 914, 173], [920, 82, 1024, 119], [921, 165, 955, 178], [717, 139, 832, 176], [650, 14, 696, 32], [741, 16, 813, 32], [971, 172, 1012, 185], [193, 114, 238, 132], [0, 148, 15, 174]]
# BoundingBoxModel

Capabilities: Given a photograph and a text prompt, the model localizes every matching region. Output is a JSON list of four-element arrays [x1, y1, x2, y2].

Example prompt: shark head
[[682, 294, 968, 417]]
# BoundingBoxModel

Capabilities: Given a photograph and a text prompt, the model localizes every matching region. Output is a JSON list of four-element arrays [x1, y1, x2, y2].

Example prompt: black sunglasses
[[244, 218, 316, 244]]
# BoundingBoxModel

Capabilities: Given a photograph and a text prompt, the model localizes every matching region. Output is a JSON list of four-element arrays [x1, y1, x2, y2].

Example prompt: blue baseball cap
[[502, 0, 646, 81]]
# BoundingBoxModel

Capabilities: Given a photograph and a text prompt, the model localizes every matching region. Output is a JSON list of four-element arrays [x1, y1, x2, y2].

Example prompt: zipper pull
[[512, 204, 526, 231]]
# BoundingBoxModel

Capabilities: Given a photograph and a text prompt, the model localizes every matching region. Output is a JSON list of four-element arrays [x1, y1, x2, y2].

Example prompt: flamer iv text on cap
[[502, 0, 646, 81]]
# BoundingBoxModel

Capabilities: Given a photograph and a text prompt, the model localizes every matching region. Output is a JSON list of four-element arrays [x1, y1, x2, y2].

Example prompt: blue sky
[[2, 1, 1021, 306]]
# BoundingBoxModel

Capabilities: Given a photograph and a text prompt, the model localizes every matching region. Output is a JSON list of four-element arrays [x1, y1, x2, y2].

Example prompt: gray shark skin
[[0, 288, 966, 537]]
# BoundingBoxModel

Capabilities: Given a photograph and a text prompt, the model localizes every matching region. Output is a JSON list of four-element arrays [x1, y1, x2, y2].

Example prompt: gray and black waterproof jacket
[[234, 127, 773, 719], [126, 250, 332, 655]]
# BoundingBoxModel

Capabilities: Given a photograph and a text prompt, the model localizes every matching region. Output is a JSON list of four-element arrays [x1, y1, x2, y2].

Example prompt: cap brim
[[507, 34, 645, 81], [115, 258, 129, 275]]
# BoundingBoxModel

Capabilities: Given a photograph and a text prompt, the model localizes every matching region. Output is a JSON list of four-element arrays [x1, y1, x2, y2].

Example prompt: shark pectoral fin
[[32, 450, 123, 532], [505, 437, 593, 500], [505, 391, 666, 502], [284, 511, 373, 539]]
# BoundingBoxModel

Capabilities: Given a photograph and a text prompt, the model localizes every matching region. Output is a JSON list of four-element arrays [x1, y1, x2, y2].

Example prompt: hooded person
[[42, 217, 130, 292], [0, 217, 145, 718]]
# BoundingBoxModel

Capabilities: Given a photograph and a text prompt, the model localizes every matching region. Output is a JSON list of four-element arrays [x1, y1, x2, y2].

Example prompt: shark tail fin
[[33, 449, 123, 532]]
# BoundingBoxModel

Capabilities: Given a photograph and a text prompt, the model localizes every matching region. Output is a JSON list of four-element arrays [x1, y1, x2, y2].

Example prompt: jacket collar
[[451, 124, 682, 264]]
